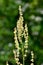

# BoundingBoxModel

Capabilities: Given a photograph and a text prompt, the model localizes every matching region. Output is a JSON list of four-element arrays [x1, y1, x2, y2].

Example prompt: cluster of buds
[[23, 24, 28, 58], [17, 6, 24, 43], [13, 6, 29, 65], [30, 51, 34, 65], [13, 50, 22, 65], [14, 28, 19, 49]]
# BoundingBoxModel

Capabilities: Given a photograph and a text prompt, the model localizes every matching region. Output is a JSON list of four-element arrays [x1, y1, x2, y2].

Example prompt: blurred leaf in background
[[0, 0, 43, 65]]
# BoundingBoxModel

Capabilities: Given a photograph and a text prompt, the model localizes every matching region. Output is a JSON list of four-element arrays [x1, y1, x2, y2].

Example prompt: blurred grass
[[0, 0, 43, 65]]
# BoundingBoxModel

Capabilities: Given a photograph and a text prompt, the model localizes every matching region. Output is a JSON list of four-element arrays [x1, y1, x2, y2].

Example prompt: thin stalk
[[23, 56, 25, 65], [21, 43, 25, 65]]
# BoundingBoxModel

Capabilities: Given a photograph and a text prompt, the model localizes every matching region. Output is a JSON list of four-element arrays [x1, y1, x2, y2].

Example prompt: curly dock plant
[[6, 6, 35, 65], [13, 6, 29, 65]]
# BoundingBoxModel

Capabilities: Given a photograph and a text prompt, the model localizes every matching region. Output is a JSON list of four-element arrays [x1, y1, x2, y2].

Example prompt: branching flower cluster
[[13, 6, 28, 65], [6, 6, 34, 65]]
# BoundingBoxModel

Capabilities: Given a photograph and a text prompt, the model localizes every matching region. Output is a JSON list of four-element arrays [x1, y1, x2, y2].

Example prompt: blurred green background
[[0, 0, 43, 65]]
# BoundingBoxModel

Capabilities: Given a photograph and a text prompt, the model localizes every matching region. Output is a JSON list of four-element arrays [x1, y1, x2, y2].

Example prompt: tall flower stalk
[[6, 6, 34, 65], [13, 6, 29, 65]]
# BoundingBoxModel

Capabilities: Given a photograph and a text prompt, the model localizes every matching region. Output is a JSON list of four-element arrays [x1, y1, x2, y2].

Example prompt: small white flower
[[20, 64, 23, 65], [30, 15, 35, 20], [8, 43, 12, 47], [30, 63, 34, 65], [25, 50, 28, 53], [24, 54, 27, 57], [35, 16, 42, 21]]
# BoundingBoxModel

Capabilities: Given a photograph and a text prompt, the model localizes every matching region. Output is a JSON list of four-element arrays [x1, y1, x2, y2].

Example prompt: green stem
[[21, 43, 25, 65], [23, 56, 24, 65]]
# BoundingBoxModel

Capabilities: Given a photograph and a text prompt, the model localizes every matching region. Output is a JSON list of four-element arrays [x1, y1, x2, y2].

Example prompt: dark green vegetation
[[0, 0, 43, 65]]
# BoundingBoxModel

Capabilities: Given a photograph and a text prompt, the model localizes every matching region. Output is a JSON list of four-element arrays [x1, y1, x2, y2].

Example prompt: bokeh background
[[0, 0, 43, 65]]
